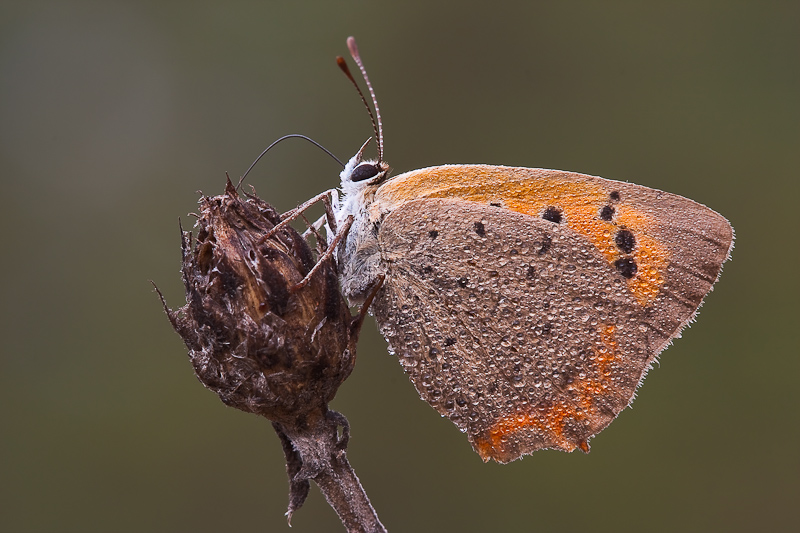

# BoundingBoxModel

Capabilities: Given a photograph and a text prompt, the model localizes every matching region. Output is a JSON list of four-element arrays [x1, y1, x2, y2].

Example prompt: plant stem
[[274, 411, 386, 532]]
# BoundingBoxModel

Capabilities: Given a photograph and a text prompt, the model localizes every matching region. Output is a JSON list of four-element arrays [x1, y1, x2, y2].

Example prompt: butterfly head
[[339, 138, 390, 195]]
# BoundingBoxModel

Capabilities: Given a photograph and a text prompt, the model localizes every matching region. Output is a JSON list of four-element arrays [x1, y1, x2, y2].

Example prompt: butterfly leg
[[290, 215, 354, 292], [262, 188, 338, 242], [301, 192, 340, 252], [300, 212, 329, 255], [350, 274, 385, 337]]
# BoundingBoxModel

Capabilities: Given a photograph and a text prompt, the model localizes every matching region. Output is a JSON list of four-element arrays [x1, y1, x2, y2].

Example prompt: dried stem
[[274, 410, 386, 533]]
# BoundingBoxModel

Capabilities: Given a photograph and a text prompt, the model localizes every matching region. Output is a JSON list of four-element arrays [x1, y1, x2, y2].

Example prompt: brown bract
[[164, 179, 355, 427]]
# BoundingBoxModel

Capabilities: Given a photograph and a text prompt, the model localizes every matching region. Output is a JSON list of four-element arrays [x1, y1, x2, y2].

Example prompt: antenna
[[236, 134, 344, 189], [337, 36, 384, 162]]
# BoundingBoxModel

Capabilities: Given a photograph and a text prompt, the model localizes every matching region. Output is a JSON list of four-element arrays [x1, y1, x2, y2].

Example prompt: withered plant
[[156, 179, 385, 532]]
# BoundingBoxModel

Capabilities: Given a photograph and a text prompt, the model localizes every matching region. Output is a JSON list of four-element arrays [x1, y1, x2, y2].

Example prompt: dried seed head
[[163, 180, 355, 426]]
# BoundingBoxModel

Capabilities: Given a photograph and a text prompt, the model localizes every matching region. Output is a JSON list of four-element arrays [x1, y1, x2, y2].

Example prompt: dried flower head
[[161, 179, 356, 426]]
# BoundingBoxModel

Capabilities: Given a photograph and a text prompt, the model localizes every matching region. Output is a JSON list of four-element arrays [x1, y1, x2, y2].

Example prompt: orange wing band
[[474, 324, 620, 461], [377, 165, 668, 307]]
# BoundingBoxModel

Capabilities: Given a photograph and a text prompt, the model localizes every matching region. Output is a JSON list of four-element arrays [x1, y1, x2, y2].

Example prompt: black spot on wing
[[614, 257, 638, 279], [542, 206, 563, 224], [615, 229, 636, 253]]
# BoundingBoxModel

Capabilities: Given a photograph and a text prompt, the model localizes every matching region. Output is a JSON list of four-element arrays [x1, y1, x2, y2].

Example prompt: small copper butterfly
[[306, 37, 733, 463]]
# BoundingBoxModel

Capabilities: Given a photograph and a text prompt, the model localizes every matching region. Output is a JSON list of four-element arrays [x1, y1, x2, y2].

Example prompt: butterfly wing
[[375, 165, 734, 315], [371, 172, 732, 463]]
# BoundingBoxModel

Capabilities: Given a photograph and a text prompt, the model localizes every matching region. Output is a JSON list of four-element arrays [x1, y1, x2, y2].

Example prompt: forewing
[[375, 165, 734, 319]]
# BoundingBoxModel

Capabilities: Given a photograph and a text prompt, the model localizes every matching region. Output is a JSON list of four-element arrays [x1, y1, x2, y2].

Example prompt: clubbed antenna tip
[[338, 36, 384, 162]]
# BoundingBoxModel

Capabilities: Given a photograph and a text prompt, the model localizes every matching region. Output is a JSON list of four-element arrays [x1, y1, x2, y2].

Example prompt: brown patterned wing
[[371, 196, 731, 463]]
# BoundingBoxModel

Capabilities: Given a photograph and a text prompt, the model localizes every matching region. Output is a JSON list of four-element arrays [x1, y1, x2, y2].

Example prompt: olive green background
[[1, 1, 797, 532]]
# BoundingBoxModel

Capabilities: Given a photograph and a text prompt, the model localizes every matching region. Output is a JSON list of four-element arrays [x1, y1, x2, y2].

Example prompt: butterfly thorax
[[333, 155, 392, 304]]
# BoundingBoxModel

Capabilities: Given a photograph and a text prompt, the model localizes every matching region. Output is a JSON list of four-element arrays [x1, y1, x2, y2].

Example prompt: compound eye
[[350, 163, 381, 182]]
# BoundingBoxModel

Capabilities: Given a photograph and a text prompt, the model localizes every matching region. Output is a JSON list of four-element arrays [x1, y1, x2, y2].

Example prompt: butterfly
[[292, 37, 734, 463]]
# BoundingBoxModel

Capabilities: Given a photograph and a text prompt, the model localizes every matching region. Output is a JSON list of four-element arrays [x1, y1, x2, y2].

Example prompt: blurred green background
[[1, 1, 797, 532]]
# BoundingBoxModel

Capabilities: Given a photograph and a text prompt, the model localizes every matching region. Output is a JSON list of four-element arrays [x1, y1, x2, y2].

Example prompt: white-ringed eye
[[350, 163, 381, 182]]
